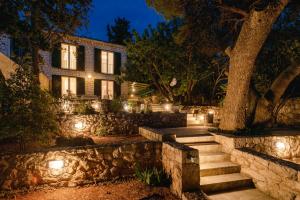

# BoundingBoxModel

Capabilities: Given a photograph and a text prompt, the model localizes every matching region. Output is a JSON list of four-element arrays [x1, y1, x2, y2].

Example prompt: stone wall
[[277, 98, 300, 126], [59, 113, 187, 136], [0, 141, 161, 190], [162, 142, 199, 198], [214, 133, 300, 161], [231, 148, 300, 200], [181, 106, 221, 124]]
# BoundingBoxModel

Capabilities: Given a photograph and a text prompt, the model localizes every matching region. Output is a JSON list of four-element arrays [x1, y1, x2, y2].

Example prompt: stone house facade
[[0, 34, 127, 99]]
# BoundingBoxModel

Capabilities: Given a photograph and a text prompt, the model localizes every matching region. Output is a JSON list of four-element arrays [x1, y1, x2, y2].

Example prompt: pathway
[[162, 126, 275, 200]]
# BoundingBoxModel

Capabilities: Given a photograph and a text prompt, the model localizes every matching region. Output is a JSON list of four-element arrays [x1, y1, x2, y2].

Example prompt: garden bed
[[1, 179, 179, 200]]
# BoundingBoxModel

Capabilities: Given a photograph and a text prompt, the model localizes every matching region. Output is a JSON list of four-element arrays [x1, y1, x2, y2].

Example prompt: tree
[[147, 0, 299, 131], [0, 56, 58, 150], [107, 17, 132, 45], [0, 0, 92, 83], [125, 21, 211, 104]]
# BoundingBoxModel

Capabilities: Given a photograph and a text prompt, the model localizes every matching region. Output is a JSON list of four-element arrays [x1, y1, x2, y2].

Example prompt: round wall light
[[74, 121, 84, 130], [48, 160, 64, 170], [275, 141, 286, 151]]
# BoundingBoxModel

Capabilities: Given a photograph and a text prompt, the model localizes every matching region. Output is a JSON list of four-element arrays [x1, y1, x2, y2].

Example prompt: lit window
[[62, 76, 77, 96], [101, 80, 114, 100], [61, 44, 77, 70], [101, 51, 114, 74]]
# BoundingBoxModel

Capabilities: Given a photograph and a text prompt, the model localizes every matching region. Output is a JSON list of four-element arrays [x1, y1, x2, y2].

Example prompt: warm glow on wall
[[74, 121, 84, 130], [48, 160, 64, 170], [275, 141, 286, 151]]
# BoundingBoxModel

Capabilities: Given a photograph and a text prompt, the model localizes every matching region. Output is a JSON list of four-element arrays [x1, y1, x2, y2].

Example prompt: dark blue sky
[[77, 0, 164, 41]]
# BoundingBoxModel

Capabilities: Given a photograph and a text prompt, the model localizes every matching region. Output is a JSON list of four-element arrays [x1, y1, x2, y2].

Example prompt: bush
[[108, 99, 123, 113], [135, 165, 171, 186], [0, 58, 58, 150], [73, 101, 96, 114]]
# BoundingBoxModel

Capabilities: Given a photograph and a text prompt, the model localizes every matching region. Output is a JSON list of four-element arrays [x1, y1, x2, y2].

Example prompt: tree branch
[[218, 5, 249, 17]]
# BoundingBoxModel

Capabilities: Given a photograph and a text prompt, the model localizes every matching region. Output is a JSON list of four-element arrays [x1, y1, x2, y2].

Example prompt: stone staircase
[[175, 132, 275, 200], [150, 104, 165, 112]]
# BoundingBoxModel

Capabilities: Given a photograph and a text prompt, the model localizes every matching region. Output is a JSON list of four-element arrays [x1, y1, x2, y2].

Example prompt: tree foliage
[[0, 57, 58, 150], [0, 0, 92, 80], [125, 21, 214, 104], [107, 17, 132, 45]]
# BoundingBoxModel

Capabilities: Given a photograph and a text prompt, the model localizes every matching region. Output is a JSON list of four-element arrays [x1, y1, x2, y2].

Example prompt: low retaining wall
[[59, 112, 187, 136], [214, 133, 300, 160], [162, 142, 199, 197], [231, 148, 300, 200], [0, 141, 161, 190]]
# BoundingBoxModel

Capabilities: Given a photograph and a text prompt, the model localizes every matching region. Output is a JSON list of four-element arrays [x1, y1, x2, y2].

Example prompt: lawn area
[[2, 179, 179, 200]]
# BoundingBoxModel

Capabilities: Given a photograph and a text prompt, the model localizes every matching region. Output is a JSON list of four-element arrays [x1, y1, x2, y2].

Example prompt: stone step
[[200, 162, 241, 177], [200, 173, 254, 194], [176, 134, 215, 143], [199, 152, 230, 163], [187, 142, 221, 153], [208, 188, 275, 200]]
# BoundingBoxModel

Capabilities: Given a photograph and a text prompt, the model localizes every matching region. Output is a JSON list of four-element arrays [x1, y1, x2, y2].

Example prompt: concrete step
[[209, 188, 275, 200], [199, 152, 230, 163], [200, 162, 240, 177], [176, 134, 215, 143], [200, 173, 254, 194], [187, 142, 221, 153]]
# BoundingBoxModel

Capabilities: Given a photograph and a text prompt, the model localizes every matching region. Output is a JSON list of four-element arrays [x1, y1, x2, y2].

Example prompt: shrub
[[73, 101, 96, 114], [0, 58, 58, 151], [108, 99, 123, 113], [135, 165, 171, 186]]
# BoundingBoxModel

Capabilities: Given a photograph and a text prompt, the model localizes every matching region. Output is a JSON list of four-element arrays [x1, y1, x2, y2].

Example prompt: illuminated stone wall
[[214, 134, 300, 161], [0, 141, 161, 190], [231, 148, 300, 200], [181, 106, 221, 124], [59, 113, 187, 136]]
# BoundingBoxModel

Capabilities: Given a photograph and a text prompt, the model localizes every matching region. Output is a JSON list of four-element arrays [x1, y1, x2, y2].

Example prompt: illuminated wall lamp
[[74, 121, 84, 130], [275, 141, 286, 151], [87, 74, 92, 79], [124, 104, 129, 112], [164, 104, 172, 112], [48, 160, 64, 170]]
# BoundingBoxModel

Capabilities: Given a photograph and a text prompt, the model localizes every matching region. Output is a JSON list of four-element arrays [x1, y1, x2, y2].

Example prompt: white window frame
[[61, 43, 77, 70], [101, 51, 114, 74], [101, 80, 114, 100], [61, 76, 77, 96]]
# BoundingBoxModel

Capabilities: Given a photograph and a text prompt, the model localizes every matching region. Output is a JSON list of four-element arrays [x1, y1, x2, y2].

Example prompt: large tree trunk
[[253, 64, 300, 126], [219, 0, 289, 131]]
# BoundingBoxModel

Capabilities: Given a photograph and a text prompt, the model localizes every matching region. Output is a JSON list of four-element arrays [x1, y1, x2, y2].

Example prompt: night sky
[[77, 0, 164, 41]]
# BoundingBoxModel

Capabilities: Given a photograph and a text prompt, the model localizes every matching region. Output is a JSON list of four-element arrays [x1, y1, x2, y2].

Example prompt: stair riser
[[176, 136, 214, 143], [199, 154, 230, 163], [201, 179, 254, 194], [190, 145, 221, 153], [200, 166, 241, 177]]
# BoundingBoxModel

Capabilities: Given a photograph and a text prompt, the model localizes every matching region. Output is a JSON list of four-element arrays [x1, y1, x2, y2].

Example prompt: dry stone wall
[[214, 133, 300, 161], [0, 141, 161, 190], [59, 113, 187, 136], [231, 148, 300, 200]]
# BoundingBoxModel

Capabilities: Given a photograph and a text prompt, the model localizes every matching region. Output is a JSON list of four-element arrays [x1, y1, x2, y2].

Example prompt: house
[[0, 34, 127, 100]]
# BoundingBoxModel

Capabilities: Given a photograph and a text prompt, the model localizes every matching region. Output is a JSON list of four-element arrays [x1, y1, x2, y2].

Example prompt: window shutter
[[94, 48, 101, 73], [114, 52, 121, 75], [77, 45, 85, 71], [76, 77, 85, 96], [52, 44, 61, 68], [94, 79, 101, 96], [114, 81, 121, 98], [52, 75, 61, 97]]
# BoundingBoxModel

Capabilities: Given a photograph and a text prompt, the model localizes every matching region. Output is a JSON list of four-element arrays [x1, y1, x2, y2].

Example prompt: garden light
[[124, 104, 129, 112], [92, 102, 99, 110], [164, 104, 172, 111], [275, 141, 286, 151], [198, 114, 205, 121], [87, 74, 92, 79], [48, 160, 64, 170], [74, 121, 84, 130], [208, 110, 214, 114]]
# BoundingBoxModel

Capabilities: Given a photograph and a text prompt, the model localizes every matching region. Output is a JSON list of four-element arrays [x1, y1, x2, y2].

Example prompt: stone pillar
[[162, 142, 200, 197]]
